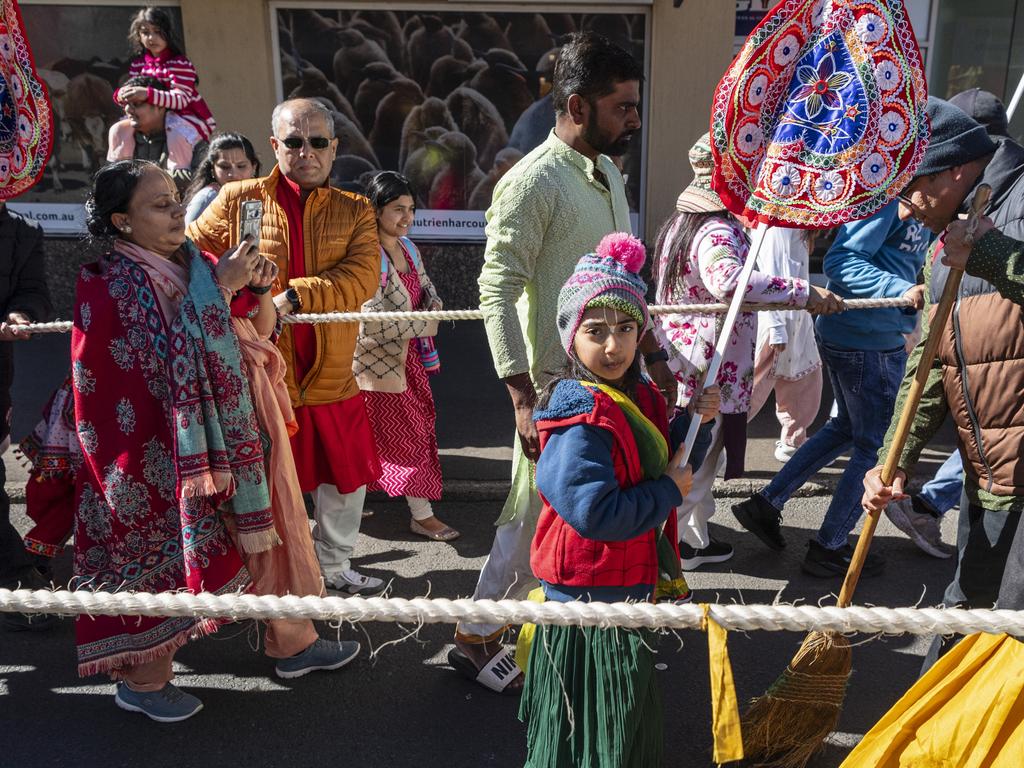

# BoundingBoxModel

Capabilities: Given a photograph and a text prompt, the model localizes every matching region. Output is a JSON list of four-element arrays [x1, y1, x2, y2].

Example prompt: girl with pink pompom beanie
[[520, 233, 719, 768]]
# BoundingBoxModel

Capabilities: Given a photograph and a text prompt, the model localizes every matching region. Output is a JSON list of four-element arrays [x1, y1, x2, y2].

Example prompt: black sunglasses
[[281, 136, 331, 150]]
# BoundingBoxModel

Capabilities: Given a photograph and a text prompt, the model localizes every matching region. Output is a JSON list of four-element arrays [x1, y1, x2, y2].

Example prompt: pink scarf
[[113, 239, 189, 321]]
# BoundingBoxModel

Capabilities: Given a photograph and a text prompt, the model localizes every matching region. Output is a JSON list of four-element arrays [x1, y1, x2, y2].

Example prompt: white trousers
[[407, 496, 433, 521], [457, 512, 537, 642], [676, 417, 725, 549], [311, 483, 366, 577]]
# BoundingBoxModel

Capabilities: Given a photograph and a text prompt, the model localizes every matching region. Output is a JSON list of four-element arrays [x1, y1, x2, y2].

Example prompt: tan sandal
[[410, 519, 461, 541]]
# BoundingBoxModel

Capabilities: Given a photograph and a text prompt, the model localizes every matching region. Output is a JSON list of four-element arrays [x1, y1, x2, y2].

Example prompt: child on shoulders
[[116, 7, 216, 139]]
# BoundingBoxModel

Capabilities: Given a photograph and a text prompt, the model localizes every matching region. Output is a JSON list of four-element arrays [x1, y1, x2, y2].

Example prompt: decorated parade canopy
[[711, 0, 929, 228], [0, 0, 52, 200]]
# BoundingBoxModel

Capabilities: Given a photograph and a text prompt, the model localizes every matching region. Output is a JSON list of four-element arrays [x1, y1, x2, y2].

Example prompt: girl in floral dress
[[355, 172, 457, 541], [652, 133, 840, 571]]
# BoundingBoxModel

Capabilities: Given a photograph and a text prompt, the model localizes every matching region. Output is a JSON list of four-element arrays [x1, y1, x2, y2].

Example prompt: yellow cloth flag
[[701, 604, 744, 764], [841, 632, 1024, 767], [514, 587, 548, 673]]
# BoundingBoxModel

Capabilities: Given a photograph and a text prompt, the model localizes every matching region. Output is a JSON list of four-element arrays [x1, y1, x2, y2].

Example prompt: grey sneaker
[[324, 568, 385, 596], [885, 497, 955, 559], [275, 638, 361, 679], [114, 682, 203, 723]]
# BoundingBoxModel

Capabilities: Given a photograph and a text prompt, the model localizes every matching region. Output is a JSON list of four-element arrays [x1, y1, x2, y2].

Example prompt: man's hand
[[943, 215, 995, 271], [504, 372, 539, 461], [903, 283, 926, 310], [273, 291, 295, 317], [0, 311, 33, 341], [805, 285, 845, 315], [769, 342, 787, 353], [861, 465, 908, 514]]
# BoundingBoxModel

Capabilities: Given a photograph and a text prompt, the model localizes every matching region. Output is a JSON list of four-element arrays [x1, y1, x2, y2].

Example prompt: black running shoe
[[800, 540, 885, 578], [732, 495, 786, 551], [679, 539, 734, 571]]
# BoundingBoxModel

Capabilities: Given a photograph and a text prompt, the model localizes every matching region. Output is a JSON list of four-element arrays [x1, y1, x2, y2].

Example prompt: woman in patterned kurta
[[355, 172, 455, 540], [652, 134, 839, 569]]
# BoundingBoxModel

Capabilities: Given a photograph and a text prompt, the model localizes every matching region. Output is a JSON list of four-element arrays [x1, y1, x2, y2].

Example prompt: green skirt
[[519, 624, 662, 768]]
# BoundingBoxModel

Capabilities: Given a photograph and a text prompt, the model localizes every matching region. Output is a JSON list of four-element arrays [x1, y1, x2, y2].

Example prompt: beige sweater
[[353, 245, 441, 393]]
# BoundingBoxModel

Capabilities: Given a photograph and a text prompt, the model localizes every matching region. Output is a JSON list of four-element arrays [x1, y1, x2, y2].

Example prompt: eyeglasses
[[280, 136, 331, 150], [896, 192, 917, 209]]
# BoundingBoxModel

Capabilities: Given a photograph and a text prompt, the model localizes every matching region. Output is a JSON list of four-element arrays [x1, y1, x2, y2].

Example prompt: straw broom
[[740, 184, 993, 768]]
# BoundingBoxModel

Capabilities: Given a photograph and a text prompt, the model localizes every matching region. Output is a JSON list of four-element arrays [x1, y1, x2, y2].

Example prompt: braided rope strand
[[2, 589, 1022, 636], [17, 297, 915, 334]]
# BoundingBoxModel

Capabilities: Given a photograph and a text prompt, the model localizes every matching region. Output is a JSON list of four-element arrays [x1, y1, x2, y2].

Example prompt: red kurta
[[276, 175, 379, 494]]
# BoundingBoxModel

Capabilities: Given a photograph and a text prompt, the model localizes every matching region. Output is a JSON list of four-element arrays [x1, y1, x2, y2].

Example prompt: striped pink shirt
[[116, 49, 216, 138]]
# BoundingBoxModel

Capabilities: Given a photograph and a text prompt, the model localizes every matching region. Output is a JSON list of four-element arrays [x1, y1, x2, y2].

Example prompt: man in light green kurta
[[481, 132, 632, 530], [452, 34, 676, 677]]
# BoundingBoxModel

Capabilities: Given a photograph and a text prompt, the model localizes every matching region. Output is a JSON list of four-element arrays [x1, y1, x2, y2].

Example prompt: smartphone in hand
[[240, 199, 262, 248]]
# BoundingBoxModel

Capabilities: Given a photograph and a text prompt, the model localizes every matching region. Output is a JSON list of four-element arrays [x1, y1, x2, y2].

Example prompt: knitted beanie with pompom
[[556, 232, 650, 355]]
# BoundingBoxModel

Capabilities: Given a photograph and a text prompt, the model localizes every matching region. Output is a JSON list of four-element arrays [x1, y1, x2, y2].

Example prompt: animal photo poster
[[275, 8, 647, 239], [9, 4, 182, 230]]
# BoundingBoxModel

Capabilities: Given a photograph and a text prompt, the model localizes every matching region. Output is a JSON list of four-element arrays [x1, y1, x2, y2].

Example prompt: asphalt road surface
[[2, 493, 959, 768]]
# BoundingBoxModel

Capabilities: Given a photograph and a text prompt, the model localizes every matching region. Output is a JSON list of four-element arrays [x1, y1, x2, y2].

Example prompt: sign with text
[[7, 203, 87, 236], [410, 210, 640, 242]]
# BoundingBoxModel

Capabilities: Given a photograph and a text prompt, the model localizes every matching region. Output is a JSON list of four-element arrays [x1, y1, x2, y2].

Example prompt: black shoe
[[3, 612, 58, 632], [679, 539, 734, 571], [1, 567, 58, 632], [800, 540, 886, 578], [732, 495, 786, 551]]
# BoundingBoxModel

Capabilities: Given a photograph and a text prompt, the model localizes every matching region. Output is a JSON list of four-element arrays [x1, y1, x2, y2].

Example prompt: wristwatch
[[285, 287, 301, 312], [643, 348, 670, 366]]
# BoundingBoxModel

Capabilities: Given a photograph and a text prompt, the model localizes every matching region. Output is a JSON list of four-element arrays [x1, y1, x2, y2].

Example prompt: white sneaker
[[774, 441, 798, 463], [884, 497, 955, 559], [324, 568, 386, 596]]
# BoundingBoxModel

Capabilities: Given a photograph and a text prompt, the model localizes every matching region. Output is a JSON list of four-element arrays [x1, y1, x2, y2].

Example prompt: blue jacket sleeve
[[535, 424, 683, 542], [669, 411, 714, 474], [823, 204, 914, 299]]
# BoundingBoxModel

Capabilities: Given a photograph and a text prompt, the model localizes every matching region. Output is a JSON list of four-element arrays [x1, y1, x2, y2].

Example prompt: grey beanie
[[915, 96, 997, 177], [949, 88, 1009, 138]]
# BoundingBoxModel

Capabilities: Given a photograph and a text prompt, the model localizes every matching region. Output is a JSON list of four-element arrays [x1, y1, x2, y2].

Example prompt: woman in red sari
[[72, 161, 355, 723]]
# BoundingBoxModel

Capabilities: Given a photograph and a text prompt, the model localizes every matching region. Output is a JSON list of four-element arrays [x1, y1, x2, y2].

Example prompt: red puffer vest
[[530, 380, 679, 591]]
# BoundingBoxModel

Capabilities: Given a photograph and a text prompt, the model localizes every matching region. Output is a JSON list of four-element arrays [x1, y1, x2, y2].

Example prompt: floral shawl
[[71, 247, 251, 677]]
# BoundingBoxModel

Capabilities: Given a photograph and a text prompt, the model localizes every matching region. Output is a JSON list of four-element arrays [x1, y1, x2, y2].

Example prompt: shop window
[[273, 7, 648, 241], [8, 4, 183, 232], [930, 0, 1016, 99]]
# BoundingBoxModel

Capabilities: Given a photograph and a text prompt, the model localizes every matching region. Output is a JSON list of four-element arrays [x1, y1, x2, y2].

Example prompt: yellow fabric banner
[[702, 604, 745, 764], [841, 632, 1024, 767]]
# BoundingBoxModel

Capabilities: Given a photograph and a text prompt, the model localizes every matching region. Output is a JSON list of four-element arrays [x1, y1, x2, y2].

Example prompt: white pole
[[1006, 69, 1024, 121], [677, 231, 768, 467]]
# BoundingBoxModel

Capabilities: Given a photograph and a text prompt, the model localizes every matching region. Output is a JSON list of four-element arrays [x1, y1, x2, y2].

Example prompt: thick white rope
[[18, 297, 914, 334], [1, 589, 1021, 636]]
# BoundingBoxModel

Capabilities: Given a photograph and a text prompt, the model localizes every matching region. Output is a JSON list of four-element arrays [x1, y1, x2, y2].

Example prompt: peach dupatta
[[228, 317, 323, 658]]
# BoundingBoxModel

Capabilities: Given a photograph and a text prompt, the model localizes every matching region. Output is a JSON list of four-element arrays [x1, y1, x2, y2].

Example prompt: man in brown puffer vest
[[189, 98, 385, 597], [863, 96, 1024, 669]]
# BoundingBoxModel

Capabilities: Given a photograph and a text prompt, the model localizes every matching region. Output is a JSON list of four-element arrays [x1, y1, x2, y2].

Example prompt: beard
[[582, 115, 638, 157]]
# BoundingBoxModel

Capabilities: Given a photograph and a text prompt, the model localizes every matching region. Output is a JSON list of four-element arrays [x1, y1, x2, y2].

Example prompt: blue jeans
[[917, 450, 964, 516], [759, 340, 908, 550]]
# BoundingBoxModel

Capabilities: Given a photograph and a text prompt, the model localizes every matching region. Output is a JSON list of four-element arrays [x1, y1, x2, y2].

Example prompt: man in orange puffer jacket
[[189, 98, 384, 596]]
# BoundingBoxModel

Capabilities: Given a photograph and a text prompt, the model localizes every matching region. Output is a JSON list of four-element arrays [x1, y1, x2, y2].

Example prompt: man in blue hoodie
[[731, 201, 932, 576]]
